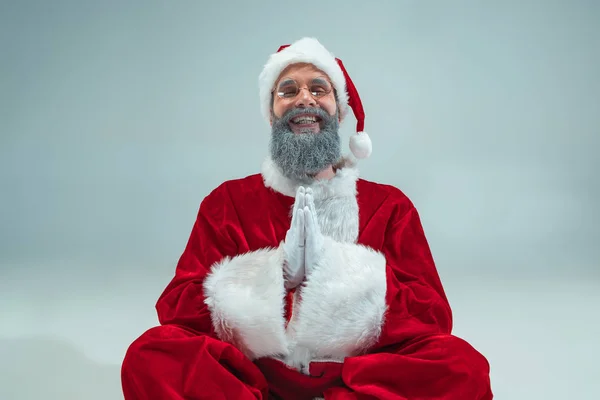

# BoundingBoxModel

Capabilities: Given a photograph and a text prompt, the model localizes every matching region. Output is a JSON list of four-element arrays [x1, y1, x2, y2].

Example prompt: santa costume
[[121, 37, 493, 400]]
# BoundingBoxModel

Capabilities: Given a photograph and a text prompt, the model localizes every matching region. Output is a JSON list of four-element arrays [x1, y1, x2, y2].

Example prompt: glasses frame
[[272, 77, 334, 100]]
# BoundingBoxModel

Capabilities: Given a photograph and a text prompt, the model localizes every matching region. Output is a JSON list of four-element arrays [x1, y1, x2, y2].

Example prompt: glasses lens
[[277, 80, 299, 98], [309, 80, 332, 97]]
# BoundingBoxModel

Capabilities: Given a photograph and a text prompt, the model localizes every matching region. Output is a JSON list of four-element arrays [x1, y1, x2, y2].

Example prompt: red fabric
[[284, 287, 296, 328], [121, 174, 493, 399], [121, 325, 268, 399], [122, 327, 491, 399], [335, 57, 365, 133], [327, 334, 492, 399]]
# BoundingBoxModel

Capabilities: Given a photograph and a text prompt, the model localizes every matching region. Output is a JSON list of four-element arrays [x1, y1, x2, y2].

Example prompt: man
[[121, 37, 493, 399]]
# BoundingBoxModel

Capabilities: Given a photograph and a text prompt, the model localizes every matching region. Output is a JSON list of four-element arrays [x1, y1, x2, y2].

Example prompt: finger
[[306, 193, 317, 216], [291, 194, 306, 232], [300, 188, 306, 209], [297, 208, 305, 247], [304, 206, 314, 236], [290, 206, 299, 232], [294, 187, 305, 213], [305, 189, 313, 213]]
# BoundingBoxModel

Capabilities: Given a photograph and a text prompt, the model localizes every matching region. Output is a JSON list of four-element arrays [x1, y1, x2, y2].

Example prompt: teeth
[[292, 116, 317, 124]]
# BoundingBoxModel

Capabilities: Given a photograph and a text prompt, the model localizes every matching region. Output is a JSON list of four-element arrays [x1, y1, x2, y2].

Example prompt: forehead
[[275, 63, 331, 84]]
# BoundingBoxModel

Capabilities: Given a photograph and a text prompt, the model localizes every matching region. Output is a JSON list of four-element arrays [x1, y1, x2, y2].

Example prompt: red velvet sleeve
[[154, 183, 240, 335], [324, 199, 494, 399], [373, 203, 453, 351]]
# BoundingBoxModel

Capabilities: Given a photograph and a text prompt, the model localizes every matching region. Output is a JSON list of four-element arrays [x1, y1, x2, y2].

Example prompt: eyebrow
[[277, 78, 296, 88], [311, 77, 330, 86], [277, 76, 331, 88]]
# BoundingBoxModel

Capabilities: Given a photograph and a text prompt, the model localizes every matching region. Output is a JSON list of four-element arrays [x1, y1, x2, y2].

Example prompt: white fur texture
[[258, 37, 349, 124], [284, 236, 388, 372], [349, 131, 372, 159], [261, 156, 358, 198], [203, 237, 387, 373], [203, 246, 289, 360], [261, 156, 359, 243], [314, 194, 358, 243]]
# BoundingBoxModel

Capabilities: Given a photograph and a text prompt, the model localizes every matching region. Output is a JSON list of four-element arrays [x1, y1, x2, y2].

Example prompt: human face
[[271, 63, 339, 134], [268, 63, 342, 181]]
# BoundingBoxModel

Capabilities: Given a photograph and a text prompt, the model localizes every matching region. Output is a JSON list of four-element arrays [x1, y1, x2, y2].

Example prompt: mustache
[[277, 107, 332, 124]]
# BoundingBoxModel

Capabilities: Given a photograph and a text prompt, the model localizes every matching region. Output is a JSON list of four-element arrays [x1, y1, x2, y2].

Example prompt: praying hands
[[282, 186, 324, 289]]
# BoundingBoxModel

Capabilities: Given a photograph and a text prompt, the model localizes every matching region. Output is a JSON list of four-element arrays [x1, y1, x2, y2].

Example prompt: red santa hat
[[259, 37, 372, 159]]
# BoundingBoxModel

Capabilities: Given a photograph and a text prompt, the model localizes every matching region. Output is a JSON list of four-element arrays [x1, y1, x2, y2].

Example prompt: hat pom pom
[[349, 132, 372, 159]]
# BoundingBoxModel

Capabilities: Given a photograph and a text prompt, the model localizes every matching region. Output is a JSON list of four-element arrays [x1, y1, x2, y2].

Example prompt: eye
[[310, 86, 327, 97]]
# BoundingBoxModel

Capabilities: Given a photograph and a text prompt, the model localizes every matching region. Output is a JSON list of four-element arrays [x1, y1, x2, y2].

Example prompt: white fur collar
[[260, 155, 359, 199]]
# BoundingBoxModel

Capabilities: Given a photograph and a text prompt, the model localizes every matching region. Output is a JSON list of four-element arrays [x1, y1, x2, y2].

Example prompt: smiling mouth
[[289, 114, 322, 126]]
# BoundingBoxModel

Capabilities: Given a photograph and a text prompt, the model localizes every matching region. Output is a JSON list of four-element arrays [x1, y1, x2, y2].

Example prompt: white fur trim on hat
[[258, 37, 349, 124]]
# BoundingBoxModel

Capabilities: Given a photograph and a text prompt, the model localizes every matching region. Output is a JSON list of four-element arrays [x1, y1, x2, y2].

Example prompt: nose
[[294, 87, 317, 108]]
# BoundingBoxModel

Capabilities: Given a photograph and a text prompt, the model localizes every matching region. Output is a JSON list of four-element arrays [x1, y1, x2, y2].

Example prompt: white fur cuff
[[287, 237, 388, 364], [203, 246, 289, 360]]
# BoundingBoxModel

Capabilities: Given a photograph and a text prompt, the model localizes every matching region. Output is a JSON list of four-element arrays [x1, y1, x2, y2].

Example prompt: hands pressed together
[[282, 186, 324, 289]]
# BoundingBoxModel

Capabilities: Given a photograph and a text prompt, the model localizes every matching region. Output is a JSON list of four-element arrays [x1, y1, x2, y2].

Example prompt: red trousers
[[121, 325, 492, 400]]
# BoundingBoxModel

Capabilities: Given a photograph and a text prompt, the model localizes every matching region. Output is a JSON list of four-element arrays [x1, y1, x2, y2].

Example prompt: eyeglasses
[[273, 77, 333, 99]]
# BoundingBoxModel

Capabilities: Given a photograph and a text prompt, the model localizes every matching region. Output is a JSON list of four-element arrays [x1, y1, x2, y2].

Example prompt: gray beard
[[269, 107, 341, 182]]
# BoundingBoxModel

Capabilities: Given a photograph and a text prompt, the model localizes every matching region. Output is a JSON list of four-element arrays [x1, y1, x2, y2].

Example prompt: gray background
[[1, 0, 598, 399]]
